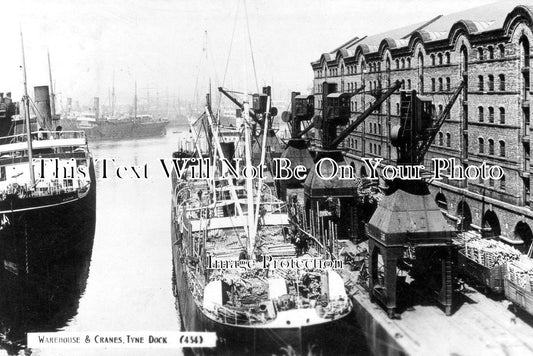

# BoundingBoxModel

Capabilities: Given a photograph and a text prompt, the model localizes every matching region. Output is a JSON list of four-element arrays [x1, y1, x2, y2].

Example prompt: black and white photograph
[[1, 0, 533, 355]]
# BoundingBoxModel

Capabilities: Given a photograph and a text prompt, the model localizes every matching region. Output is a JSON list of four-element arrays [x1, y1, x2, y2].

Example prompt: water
[[0, 129, 188, 356]]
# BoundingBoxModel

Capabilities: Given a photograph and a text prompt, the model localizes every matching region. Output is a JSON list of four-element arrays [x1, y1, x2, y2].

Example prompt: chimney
[[34, 86, 52, 126], [94, 97, 100, 120]]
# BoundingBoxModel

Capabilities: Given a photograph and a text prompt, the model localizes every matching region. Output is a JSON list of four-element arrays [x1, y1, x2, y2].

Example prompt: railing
[[0, 130, 86, 145], [0, 179, 90, 200]]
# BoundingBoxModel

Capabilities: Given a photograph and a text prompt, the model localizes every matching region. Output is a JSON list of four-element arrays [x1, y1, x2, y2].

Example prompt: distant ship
[[59, 113, 168, 141], [59, 81, 168, 141]]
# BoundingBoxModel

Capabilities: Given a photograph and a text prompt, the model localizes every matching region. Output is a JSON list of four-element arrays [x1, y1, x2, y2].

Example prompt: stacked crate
[[507, 257, 533, 292], [464, 239, 521, 268]]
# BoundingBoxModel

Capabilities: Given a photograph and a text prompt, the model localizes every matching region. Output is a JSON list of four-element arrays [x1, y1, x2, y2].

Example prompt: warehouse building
[[310, 2, 533, 252]]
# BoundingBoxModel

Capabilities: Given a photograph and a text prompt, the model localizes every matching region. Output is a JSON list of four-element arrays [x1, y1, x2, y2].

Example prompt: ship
[[170, 94, 357, 355], [0, 39, 97, 284]]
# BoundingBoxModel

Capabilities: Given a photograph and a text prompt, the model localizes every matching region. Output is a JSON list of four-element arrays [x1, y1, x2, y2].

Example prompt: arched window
[[488, 75, 494, 91], [438, 78, 443, 91], [499, 74, 505, 91], [478, 107, 484, 122], [438, 132, 444, 146], [488, 139, 494, 155], [499, 44, 505, 59], [478, 76, 484, 91], [355, 140, 358, 149], [431, 78, 436, 92], [395, 59, 399, 69], [488, 46, 494, 60], [446, 133, 451, 147], [378, 123, 382, 135], [446, 77, 451, 91], [500, 175, 506, 191], [445, 52, 451, 64], [378, 145, 382, 155], [369, 142, 372, 153], [407, 58, 411, 68], [478, 47, 484, 60], [401, 58, 405, 69], [438, 53, 443, 65], [488, 107, 494, 123], [479, 138, 484, 153], [499, 140, 506, 157], [431, 54, 435, 66], [401, 80, 405, 89], [499, 107, 505, 124], [407, 79, 411, 90]]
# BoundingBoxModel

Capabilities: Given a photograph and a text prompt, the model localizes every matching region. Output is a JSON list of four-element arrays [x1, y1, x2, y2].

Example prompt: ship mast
[[20, 31, 35, 186], [134, 80, 137, 123], [47, 50, 56, 119]]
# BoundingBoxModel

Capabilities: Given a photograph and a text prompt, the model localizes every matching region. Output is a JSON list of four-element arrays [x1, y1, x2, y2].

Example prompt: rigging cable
[[243, 0, 259, 93]]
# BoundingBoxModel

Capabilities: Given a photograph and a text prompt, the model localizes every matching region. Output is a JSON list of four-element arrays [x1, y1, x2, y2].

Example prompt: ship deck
[[341, 241, 533, 356]]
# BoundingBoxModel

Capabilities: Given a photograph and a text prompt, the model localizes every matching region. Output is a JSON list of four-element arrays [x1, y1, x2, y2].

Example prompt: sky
[[0, 0, 509, 111]]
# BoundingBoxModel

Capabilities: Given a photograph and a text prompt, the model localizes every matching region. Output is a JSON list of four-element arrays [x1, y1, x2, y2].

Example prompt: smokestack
[[94, 97, 100, 120], [34, 86, 52, 127]]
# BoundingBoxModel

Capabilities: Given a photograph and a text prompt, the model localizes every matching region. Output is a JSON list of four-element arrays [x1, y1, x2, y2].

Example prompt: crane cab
[[294, 95, 314, 120], [325, 93, 351, 125], [252, 93, 268, 114]]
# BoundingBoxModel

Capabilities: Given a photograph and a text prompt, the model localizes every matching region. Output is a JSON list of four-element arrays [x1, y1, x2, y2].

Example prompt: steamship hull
[[0, 161, 96, 276], [59, 119, 168, 141], [170, 217, 356, 356]]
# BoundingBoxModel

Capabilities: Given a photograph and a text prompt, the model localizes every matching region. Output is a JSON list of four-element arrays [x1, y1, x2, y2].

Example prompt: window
[[499, 74, 505, 91], [478, 76, 484, 91], [401, 59, 405, 69], [395, 59, 399, 69], [499, 44, 505, 59], [431, 54, 435, 66], [478, 107, 484, 122], [396, 103, 400, 115], [499, 140, 505, 157], [431, 78, 436, 92], [479, 138, 484, 153], [488, 107, 494, 123], [488, 75, 494, 91], [478, 47, 484, 60], [499, 107, 505, 124], [488, 46, 494, 60], [369, 143, 373, 153], [446, 133, 451, 147], [438, 53, 443, 65], [407, 79, 411, 90], [378, 124, 382, 135], [446, 77, 451, 91], [378, 62, 381, 72], [438, 78, 443, 91], [355, 140, 358, 149], [445, 52, 451, 64], [488, 139, 494, 155], [439, 132, 444, 146], [378, 145, 382, 155], [407, 58, 411, 68], [401, 80, 405, 89], [500, 175, 506, 191], [438, 104, 443, 115]]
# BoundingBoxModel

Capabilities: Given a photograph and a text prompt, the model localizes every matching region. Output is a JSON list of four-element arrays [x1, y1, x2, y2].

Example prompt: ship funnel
[[34, 85, 52, 128], [94, 97, 100, 120]]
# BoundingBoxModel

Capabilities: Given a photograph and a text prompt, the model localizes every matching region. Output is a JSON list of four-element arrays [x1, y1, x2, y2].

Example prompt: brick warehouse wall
[[309, 5, 533, 249]]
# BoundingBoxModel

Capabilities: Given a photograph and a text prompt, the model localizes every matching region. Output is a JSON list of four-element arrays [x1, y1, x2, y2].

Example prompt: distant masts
[[47, 51, 56, 119]]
